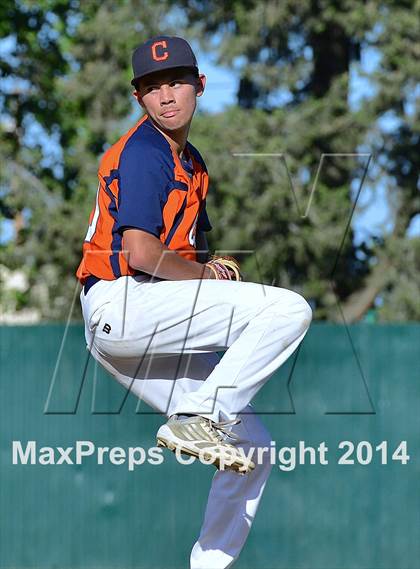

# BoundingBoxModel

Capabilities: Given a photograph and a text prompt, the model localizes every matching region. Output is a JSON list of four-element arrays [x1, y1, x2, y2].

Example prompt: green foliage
[[1, 0, 419, 321], [376, 236, 420, 321], [1, 0, 173, 319], [190, 103, 372, 318]]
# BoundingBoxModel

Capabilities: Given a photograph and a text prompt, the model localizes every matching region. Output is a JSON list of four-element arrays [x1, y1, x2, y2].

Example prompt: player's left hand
[[205, 255, 242, 281]]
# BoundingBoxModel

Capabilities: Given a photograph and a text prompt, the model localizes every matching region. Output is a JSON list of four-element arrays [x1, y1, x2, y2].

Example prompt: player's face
[[134, 68, 205, 134]]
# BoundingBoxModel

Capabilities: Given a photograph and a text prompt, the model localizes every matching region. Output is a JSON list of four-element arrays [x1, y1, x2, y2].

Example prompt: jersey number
[[84, 183, 100, 242], [189, 214, 198, 247]]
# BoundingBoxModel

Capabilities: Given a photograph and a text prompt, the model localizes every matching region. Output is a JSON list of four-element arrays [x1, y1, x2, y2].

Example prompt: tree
[[1, 0, 419, 321], [183, 0, 420, 321], [1, 0, 173, 319]]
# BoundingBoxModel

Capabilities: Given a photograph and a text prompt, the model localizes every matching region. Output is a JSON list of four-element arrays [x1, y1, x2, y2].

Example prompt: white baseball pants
[[80, 275, 312, 568]]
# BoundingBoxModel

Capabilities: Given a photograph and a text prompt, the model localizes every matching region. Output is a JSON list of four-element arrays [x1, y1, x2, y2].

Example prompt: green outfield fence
[[1, 323, 419, 569]]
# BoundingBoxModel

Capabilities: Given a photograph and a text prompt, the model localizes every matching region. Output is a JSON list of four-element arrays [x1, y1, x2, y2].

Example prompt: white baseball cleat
[[156, 414, 255, 474]]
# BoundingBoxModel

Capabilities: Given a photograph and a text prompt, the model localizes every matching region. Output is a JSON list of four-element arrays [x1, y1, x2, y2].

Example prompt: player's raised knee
[[285, 291, 312, 333], [298, 295, 313, 330]]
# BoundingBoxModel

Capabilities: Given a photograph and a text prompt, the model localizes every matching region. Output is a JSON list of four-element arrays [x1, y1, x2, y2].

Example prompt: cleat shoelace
[[201, 418, 241, 444]]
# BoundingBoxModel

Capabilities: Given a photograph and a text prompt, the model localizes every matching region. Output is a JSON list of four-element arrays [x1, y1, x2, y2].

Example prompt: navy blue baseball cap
[[131, 36, 198, 87]]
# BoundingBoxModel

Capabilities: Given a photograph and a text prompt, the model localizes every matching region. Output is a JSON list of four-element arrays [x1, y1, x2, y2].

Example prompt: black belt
[[84, 275, 100, 295]]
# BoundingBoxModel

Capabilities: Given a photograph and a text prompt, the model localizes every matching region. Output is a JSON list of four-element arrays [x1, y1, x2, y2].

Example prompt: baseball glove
[[205, 255, 242, 281]]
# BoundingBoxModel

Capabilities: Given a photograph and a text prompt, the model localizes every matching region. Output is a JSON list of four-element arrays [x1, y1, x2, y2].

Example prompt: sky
[[195, 54, 237, 114], [1, 37, 419, 245]]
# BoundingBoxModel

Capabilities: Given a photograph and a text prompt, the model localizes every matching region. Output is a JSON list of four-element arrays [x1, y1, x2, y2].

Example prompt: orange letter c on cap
[[151, 40, 169, 62]]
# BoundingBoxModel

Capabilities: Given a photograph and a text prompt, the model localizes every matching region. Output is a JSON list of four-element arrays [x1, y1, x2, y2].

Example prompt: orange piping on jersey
[[161, 189, 187, 244], [161, 147, 210, 260]]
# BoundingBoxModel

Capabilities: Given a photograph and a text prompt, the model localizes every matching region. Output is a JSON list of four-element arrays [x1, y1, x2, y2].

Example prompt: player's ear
[[132, 90, 146, 110], [196, 73, 206, 98]]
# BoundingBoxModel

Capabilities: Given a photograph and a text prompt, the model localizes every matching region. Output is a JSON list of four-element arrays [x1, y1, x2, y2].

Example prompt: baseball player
[[77, 35, 312, 569]]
